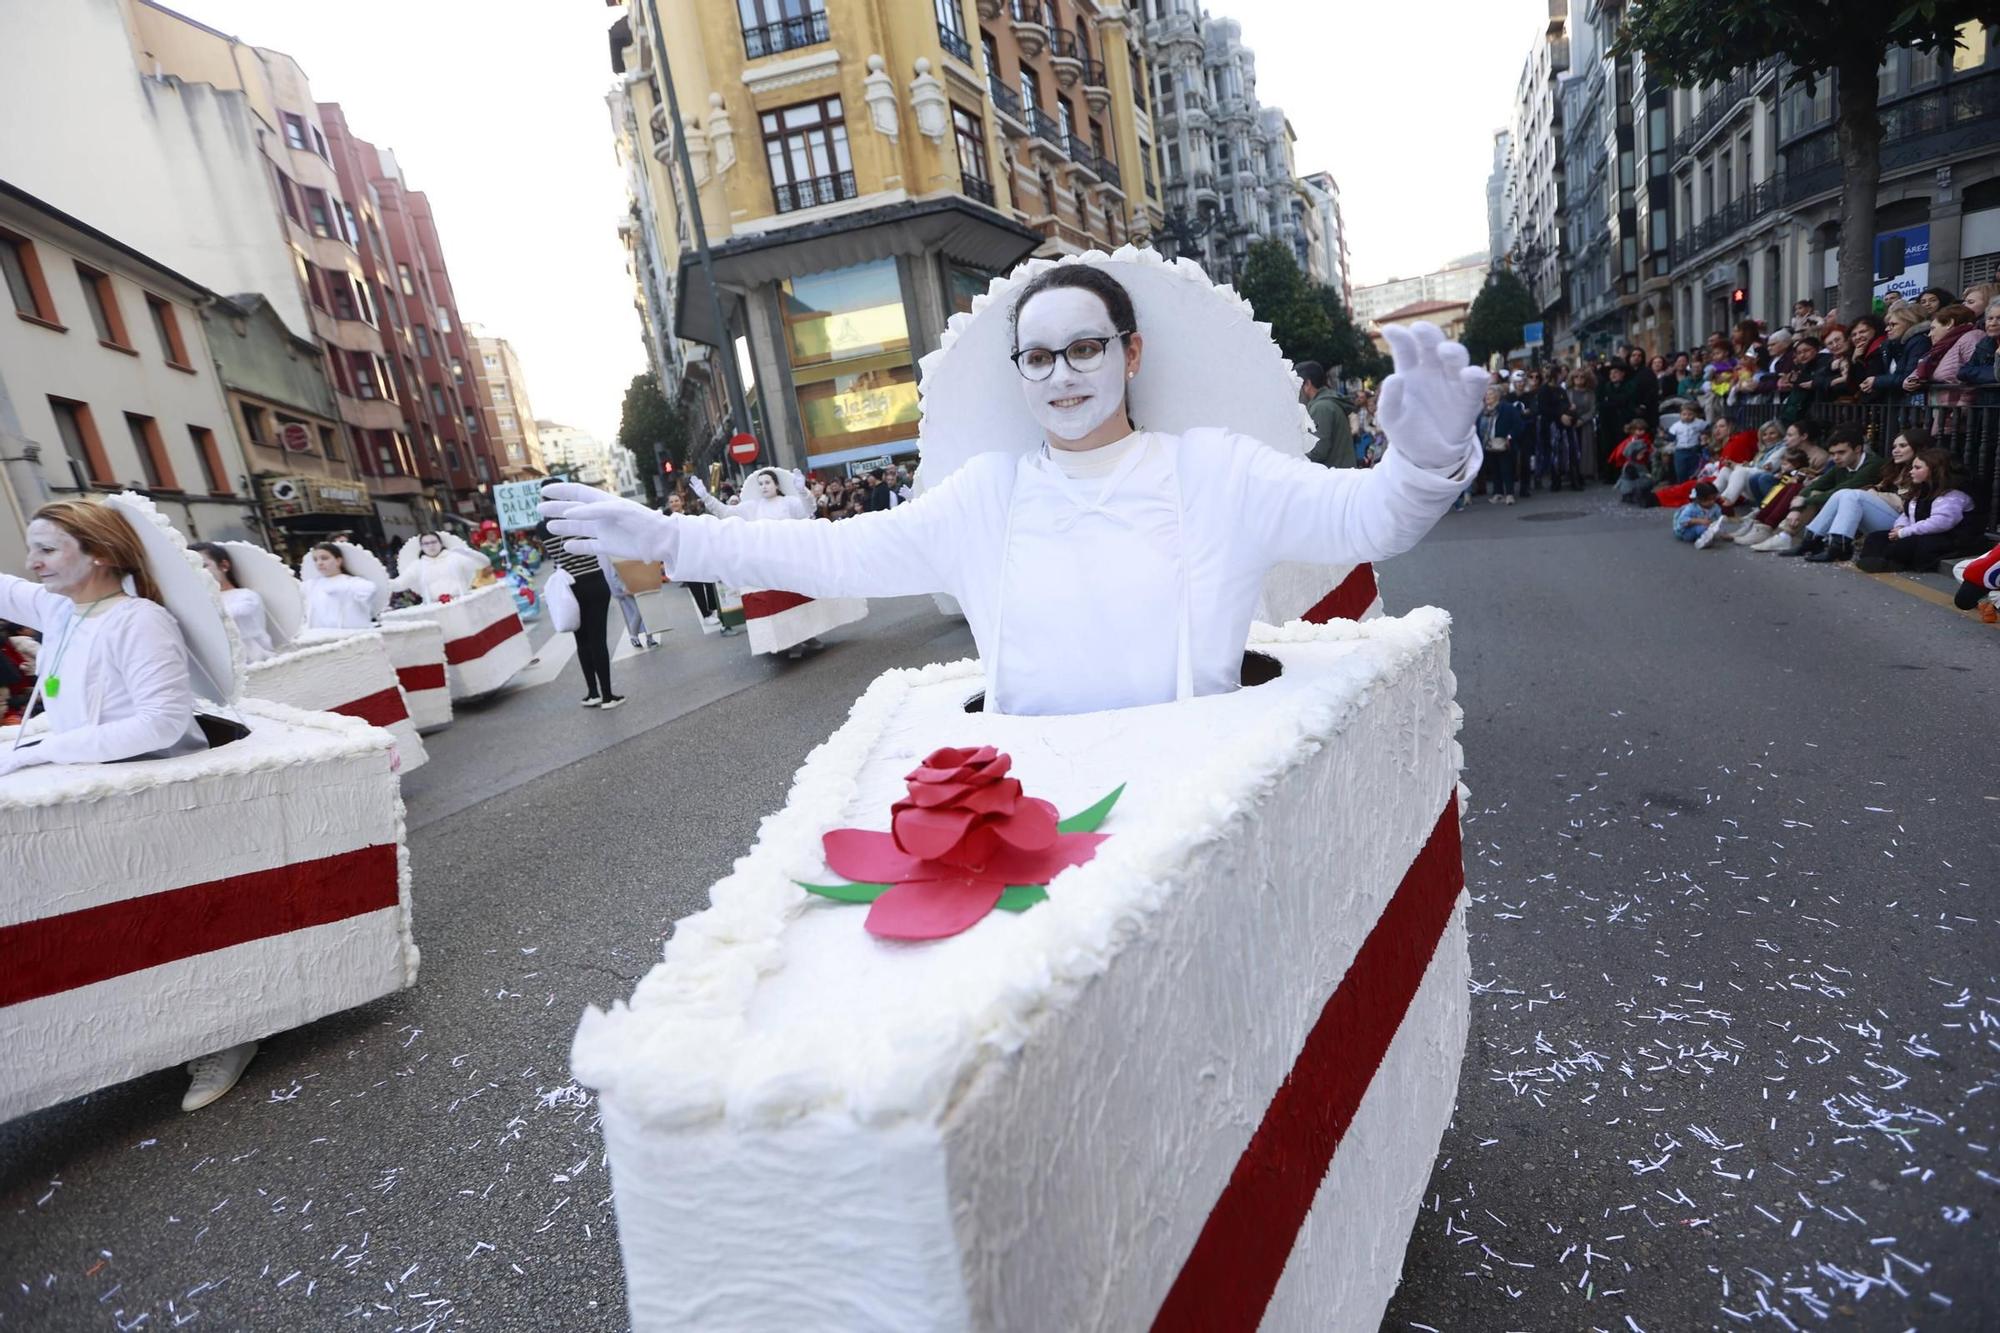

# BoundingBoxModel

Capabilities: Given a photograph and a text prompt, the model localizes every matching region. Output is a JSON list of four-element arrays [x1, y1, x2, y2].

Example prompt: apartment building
[[0, 181, 259, 562], [1298, 170, 1350, 302], [469, 325, 544, 481], [1502, 0, 1570, 341]]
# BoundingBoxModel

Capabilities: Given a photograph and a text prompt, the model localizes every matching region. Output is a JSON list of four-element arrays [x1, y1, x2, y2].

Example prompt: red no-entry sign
[[727, 432, 760, 465]]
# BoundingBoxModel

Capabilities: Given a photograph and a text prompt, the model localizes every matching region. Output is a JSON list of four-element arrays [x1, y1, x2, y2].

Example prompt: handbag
[[1486, 434, 1511, 453], [545, 566, 580, 633]]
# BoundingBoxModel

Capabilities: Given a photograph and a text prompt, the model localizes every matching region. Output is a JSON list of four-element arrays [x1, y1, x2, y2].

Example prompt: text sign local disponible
[[494, 479, 543, 532]]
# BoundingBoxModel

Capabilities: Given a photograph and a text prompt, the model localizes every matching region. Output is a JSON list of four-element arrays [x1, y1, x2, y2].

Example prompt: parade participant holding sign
[[391, 531, 487, 604], [190, 541, 275, 663], [545, 260, 1483, 716], [300, 542, 384, 629], [1, 501, 207, 778], [687, 467, 867, 659]]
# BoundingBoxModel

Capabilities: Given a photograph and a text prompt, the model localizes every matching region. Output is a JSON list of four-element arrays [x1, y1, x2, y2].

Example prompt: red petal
[[900, 780, 978, 809], [955, 778, 1023, 815], [991, 797, 1060, 852], [823, 828, 922, 884], [973, 830, 1108, 882], [893, 806, 977, 859], [865, 876, 1006, 940]]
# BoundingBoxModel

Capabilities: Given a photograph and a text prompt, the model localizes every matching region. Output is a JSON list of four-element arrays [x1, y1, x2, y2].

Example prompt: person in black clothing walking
[[546, 530, 623, 709]]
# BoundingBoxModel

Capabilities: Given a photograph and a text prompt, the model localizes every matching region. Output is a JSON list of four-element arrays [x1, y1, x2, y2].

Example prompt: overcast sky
[[173, 0, 1553, 439]]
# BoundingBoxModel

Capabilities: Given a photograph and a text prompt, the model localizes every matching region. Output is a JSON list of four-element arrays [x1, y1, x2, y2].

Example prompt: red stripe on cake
[[331, 686, 410, 728], [1301, 563, 1378, 624], [741, 590, 814, 620], [396, 663, 447, 693], [444, 612, 523, 664], [0, 843, 400, 1006], [1151, 795, 1463, 1331]]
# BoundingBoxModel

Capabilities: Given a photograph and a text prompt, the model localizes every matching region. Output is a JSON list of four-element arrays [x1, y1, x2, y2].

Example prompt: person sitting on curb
[[1674, 482, 1723, 544], [1795, 427, 1921, 564], [1854, 446, 1981, 573], [1755, 423, 1878, 554], [1731, 419, 1828, 546]]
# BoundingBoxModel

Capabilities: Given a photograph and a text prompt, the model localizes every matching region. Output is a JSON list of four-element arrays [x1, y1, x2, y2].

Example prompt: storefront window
[[796, 364, 920, 461], [949, 266, 990, 315], [781, 260, 910, 368]]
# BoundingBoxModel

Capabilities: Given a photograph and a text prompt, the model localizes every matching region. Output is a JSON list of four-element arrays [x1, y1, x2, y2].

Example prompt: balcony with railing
[[1028, 105, 1065, 151], [773, 170, 857, 215], [938, 21, 971, 65], [989, 76, 1025, 130], [961, 172, 996, 206], [1065, 134, 1100, 180], [1779, 69, 2000, 206], [1009, 0, 1047, 58], [742, 9, 829, 60], [1081, 57, 1109, 113], [1049, 29, 1083, 87], [1668, 178, 1778, 266], [1147, 10, 1200, 51]]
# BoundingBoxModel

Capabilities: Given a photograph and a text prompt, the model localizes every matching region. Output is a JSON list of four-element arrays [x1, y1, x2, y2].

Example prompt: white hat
[[220, 540, 304, 645], [914, 245, 1315, 488]]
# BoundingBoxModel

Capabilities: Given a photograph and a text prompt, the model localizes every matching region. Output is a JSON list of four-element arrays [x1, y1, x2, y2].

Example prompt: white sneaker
[[183, 1041, 257, 1111], [1731, 521, 1775, 546], [1694, 521, 1723, 549], [1752, 531, 1795, 553], [1502, 494, 1517, 505]]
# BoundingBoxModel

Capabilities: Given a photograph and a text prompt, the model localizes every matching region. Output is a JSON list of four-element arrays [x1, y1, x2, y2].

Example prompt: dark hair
[[1782, 446, 1810, 468], [1693, 482, 1719, 501], [1891, 425, 1933, 453], [1008, 264, 1138, 349], [1908, 445, 1959, 501], [1826, 422, 1865, 451], [1921, 285, 1956, 306], [1793, 334, 1821, 351], [1795, 298, 1815, 309], [189, 540, 236, 588], [1296, 360, 1327, 391], [311, 541, 349, 573], [1791, 416, 1824, 443]]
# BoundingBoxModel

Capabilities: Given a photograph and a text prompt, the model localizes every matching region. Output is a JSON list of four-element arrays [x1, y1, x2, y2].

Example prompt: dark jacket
[[1305, 387, 1356, 467], [1958, 333, 1998, 401], [1882, 329, 1932, 394]]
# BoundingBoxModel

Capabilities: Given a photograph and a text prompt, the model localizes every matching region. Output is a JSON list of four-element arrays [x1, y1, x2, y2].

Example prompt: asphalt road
[[3, 494, 1995, 1332]]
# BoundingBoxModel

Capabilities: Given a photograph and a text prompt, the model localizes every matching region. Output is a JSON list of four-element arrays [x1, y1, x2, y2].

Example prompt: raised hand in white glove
[[791, 468, 808, 492], [0, 745, 49, 780], [1377, 321, 1490, 473], [687, 475, 710, 499], [541, 482, 682, 567]]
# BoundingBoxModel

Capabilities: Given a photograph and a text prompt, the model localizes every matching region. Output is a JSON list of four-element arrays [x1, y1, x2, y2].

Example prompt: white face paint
[[754, 472, 780, 499], [1013, 287, 1130, 444], [24, 519, 98, 598], [419, 534, 443, 556]]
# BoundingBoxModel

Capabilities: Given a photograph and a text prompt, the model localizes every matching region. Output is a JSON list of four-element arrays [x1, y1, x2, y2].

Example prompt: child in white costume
[[191, 542, 275, 663], [390, 531, 487, 604], [689, 466, 868, 659], [545, 252, 1485, 716], [300, 542, 387, 629]]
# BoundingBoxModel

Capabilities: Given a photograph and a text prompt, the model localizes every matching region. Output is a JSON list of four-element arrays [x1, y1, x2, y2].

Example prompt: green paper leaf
[[1057, 783, 1126, 834], [995, 886, 1049, 912], [798, 881, 890, 904]]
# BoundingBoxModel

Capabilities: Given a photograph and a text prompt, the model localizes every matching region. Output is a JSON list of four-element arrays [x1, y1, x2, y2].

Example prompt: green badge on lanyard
[[43, 676, 60, 700]]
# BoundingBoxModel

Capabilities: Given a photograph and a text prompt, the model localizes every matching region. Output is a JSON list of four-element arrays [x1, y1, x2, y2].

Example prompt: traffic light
[[661, 458, 675, 475], [1730, 287, 1747, 309]]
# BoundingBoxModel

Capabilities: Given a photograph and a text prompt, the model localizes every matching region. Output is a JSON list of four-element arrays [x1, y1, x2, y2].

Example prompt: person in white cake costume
[[689, 465, 864, 659], [190, 542, 274, 663], [1, 500, 259, 1109], [390, 531, 486, 604], [301, 542, 382, 630], [544, 254, 1486, 716]]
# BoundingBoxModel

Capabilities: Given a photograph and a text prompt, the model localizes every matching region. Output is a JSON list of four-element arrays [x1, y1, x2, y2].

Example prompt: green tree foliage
[[1617, 1, 1988, 322], [1462, 269, 1540, 366], [616, 371, 687, 504], [1236, 239, 1389, 384]]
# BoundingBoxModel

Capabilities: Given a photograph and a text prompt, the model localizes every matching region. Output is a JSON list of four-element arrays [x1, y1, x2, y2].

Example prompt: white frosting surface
[[241, 631, 426, 772], [1, 698, 417, 1118], [582, 613, 1468, 1330], [383, 582, 528, 698]]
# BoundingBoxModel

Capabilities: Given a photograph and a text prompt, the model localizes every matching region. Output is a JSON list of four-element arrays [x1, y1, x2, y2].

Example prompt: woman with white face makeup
[[686, 466, 867, 659], [1, 500, 206, 777], [544, 256, 1485, 716], [390, 531, 486, 604], [300, 543, 384, 629]]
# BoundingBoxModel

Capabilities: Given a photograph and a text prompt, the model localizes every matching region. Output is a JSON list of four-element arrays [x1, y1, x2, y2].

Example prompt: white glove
[[1377, 321, 1489, 473], [0, 745, 49, 780], [791, 469, 808, 492], [541, 482, 683, 567], [688, 475, 710, 498]]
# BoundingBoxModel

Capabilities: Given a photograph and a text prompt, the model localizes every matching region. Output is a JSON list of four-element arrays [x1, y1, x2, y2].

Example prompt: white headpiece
[[104, 492, 242, 703], [299, 541, 391, 617], [394, 530, 479, 581], [914, 245, 1315, 488], [219, 540, 304, 645]]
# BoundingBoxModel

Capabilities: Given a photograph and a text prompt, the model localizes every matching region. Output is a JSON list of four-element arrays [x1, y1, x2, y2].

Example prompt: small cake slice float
[[248, 629, 428, 772], [576, 610, 1471, 1332], [382, 580, 530, 701]]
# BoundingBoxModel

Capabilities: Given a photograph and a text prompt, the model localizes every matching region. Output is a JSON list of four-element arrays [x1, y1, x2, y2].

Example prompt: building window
[[283, 113, 310, 151], [48, 397, 109, 486], [320, 425, 341, 461], [190, 426, 231, 494], [312, 125, 330, 159], [762, 97, 855, 213], [498, 412, 516, 430], [452, 358, 466, 384], [240, 401, 271, 448], [146, 295, 194, 369], [936, 0, 970, 63], [429, 384, 449, 414], [124, 413, 177, 489], [328, 271, 359, 321], [781, 259, 910, 369], [435, 305, 451, 333], [277, 171, 302, 223], [1, 228, 61, 325], [483, 353, 499, 369], [303, 187, 337, 240], [491, 384, 508, 405], [75, 264, 133, 350], [1021, 65, 1042, 110], [410, 323, 430, 358], [948, 265, 989, 315], [795, 364, 921, 461], [953, 106, 993, 204], [398, 263, 416, 296], [739, 0, 829, 60], [350, 351, 384, 400]]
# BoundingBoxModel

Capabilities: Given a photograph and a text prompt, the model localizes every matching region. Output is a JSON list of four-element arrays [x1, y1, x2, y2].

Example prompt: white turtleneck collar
[[1040, 429, 1145, 481]]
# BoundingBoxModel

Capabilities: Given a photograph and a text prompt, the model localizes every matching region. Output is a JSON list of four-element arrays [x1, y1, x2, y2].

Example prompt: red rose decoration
[[804, 747, 1123, 942], [438, 593, 454, 604], [890, 746, 1059, 871]]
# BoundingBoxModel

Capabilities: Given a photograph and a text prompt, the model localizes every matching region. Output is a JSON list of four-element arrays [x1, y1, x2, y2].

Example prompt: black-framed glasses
[[1009, 333, 1127, 381]]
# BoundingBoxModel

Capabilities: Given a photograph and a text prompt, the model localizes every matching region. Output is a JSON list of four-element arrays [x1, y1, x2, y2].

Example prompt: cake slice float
[[575, 610, 1470, 1331], [382, 580, 530, 700]]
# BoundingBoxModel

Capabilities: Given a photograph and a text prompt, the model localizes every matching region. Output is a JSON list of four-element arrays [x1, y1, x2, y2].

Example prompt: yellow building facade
[[611, 0, 1165, 475]]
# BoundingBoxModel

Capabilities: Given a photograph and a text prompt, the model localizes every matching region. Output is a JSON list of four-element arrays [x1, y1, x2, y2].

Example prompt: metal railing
[[1727, 401, 2000, 535], [1049, 28, 1078, 60], [772, 170, 857, 214], [938, 23, 971, 64], [1780, 69, 2000, 206], [1668, 177, 1779, 265], [1081, 57, 1107, 89], [961, 173, 995, 206], [1065, 133, 1099, 173], [988, 76, 1023, 121], [1028, 106, 1064, 147], [1009, 0, 1043, 23], [1673, 67, 1757, 159], [742, 9, 829, 60]]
